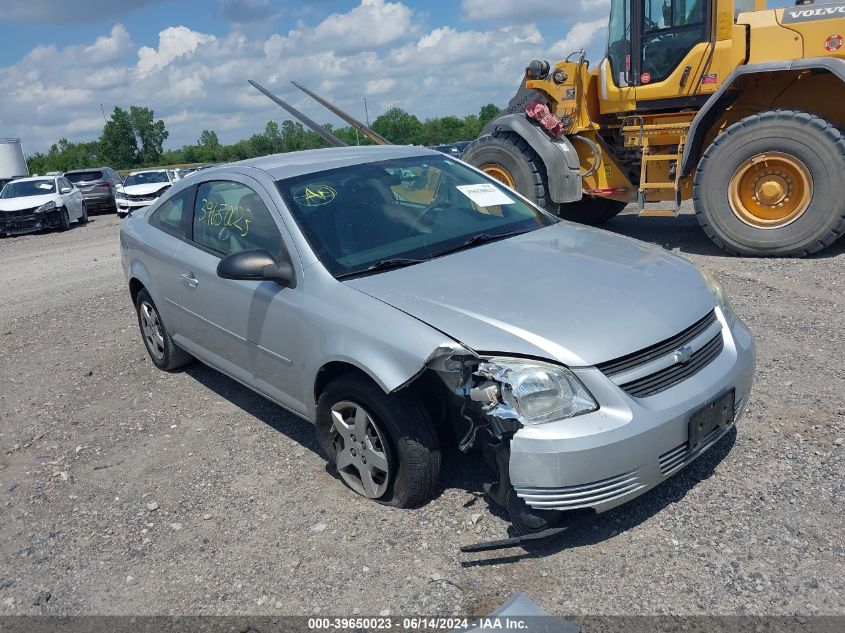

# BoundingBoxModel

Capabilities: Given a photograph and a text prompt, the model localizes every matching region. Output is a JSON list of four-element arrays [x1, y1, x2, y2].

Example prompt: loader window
[[640, 0, 708, 84], [607, 0, 631, 86]]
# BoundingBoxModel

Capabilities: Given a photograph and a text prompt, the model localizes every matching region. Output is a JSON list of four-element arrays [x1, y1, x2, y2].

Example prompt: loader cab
[[603, 0, 760, 110]]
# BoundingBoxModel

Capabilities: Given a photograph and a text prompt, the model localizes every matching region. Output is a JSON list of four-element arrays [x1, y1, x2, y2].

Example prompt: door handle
[[180, 273, 199, 288]]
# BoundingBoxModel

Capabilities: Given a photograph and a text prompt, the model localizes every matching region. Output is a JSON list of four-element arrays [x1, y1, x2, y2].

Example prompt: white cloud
[[550, 19, 608, 57], [0, 0, 613, 153], [462, 0, 610, 22], [266, 0, 416, 56], [136, 27, 217, 76]]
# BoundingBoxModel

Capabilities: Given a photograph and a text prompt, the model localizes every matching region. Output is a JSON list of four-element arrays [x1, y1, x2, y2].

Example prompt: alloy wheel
[[139, 301, 165, 361], [329, 401, 391, 499]]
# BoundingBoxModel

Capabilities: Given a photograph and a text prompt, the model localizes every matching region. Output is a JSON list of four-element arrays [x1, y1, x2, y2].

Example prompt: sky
[[0, 0, 796, 154]]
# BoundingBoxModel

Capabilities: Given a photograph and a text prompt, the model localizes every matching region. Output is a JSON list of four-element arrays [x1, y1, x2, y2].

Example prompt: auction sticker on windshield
[[456, 183, 515, 207]]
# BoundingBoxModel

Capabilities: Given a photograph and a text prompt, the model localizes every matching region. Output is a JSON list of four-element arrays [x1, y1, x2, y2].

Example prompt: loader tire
[[694, 110, 845, 257], [557, 197, 627, 225], [462, 131, 555, 212]]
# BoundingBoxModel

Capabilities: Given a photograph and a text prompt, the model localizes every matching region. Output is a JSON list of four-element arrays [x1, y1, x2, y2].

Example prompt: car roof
[[64, 167, 110, 173], [10, 176, 57, 183], [225, 145, 442, 181], [128, 169, 169, 175]]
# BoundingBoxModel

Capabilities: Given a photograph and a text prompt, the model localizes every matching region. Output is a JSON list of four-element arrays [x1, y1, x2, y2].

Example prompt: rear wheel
[[134, 289, 192, 371], [462, 131, 554, 212], [694, 110, 845, 256], [316, 375, 440, 508]]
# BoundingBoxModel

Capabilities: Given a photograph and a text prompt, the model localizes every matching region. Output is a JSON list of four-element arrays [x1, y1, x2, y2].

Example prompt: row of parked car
[[0, 165, 216, 237]]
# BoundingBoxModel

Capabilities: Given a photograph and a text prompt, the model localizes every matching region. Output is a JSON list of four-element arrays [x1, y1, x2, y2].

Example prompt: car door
[[60, 178, 84, 219], [169, 175, 307, 414]]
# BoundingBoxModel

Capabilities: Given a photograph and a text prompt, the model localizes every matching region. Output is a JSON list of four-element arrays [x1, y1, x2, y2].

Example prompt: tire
[[462, 131, 555, 212], [58, 207, 70, 231], [694, 110, 845, 257], [134, 289, 192, 371], [78, 203, 89, 225], [558, 197, 627, 225], [315, 374, 440, 508]]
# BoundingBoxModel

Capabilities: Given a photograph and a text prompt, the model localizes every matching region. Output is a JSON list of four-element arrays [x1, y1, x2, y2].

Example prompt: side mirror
[[217, 249, 296, 288], [60, 187, 72, 194]]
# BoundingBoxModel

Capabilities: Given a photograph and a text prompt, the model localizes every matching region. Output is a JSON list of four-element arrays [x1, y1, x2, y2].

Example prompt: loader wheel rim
[[481, 164, 516, 189], [728, 152, 813, 229]]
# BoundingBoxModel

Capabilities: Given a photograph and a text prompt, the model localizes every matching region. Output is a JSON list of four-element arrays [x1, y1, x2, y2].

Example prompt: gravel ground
[[0, 209, 843, 618]]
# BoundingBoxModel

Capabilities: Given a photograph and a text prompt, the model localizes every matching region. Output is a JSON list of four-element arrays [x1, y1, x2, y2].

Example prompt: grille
[[126, 193, 159, 202], [2, 207, 38, 218], [617, 333, 724, 398], [514, 470, 643, 510], [597, 310, 717, 377]]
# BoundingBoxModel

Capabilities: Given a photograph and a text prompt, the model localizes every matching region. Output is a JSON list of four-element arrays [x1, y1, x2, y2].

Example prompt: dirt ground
[[0, 209, 843, 617]]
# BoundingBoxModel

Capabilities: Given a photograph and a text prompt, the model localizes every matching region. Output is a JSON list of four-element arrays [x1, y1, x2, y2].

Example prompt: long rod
[[291, 81, 391, 146], [248, 80, 348, 148]]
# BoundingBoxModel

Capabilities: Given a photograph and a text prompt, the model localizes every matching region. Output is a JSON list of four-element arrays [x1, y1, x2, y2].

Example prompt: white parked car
[[0, 176, 87, 236], [116, 170, 175, 217]]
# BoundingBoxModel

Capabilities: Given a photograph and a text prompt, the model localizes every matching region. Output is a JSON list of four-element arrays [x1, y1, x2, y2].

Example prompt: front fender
[[681, 57, 845, 176], [485, 114, 583, 204]]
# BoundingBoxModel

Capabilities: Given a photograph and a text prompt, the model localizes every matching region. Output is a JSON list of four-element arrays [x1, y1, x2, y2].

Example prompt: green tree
[[264, 121, 283, 153], [478, 104, 501, 130], [198, 129, 219, 149], [100, 106, 138, 168], [372, 107, 424, 145], [130, 106, 169, 165]]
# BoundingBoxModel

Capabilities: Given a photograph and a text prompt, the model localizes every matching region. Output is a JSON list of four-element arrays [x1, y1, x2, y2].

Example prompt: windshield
[[0, 179, 56, 198], [124, 172, 169, 186], [65, 170, 103, 184], [277, 155, 557, 278]]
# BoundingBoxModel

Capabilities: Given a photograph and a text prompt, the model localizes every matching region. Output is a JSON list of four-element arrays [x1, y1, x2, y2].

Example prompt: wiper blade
[[429, 230, 530, 259], [336, 258, 426, 279]]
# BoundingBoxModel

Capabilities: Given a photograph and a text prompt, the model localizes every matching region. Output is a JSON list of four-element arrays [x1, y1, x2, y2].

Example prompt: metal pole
[[364, 98, 370, 127]]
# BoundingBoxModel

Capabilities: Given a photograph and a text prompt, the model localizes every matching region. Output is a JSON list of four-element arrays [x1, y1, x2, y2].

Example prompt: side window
[[60, 178, 73, 191], [192, 181, 282, 257], [150, 188, 192, 237], [640, 0, 708, 84]]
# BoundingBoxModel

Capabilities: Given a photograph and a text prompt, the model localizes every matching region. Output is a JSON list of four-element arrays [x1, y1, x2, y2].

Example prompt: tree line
[[27, 103, 502, 174]]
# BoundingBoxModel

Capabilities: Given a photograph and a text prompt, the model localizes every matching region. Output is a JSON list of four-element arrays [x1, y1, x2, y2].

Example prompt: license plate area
[[688, 389, 735, 453]]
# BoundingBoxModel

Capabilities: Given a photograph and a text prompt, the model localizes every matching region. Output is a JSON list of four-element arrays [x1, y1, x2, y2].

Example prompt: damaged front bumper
[[508, 319, 755, 513], [429, 316, 755, 518], [0, 209, 63, 235]]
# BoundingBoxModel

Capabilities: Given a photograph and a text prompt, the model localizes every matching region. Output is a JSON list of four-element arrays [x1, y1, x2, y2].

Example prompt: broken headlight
[[475, 358, 598, 425], [35, 201, 56, 214]]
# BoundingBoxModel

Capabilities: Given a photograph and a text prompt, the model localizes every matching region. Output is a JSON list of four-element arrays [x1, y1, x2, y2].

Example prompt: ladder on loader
[[622, 120, 690, 218]]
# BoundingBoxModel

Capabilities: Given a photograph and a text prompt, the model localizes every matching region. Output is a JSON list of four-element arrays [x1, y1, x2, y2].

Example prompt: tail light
[[96, 182, 111, 189]]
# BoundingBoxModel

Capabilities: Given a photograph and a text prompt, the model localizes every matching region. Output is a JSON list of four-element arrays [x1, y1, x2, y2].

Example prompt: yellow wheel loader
[[461, 0, 845, 256]]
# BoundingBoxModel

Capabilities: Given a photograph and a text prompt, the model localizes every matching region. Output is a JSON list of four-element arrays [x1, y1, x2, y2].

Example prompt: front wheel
[[316, 375, 440, 508], [58, 207, 70, 231], [694, 110, 845, 256], [78, 203, 89, 225], [462, 131, 554, 212]]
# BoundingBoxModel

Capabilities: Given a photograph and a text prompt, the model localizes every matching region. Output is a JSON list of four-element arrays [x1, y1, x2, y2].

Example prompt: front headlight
[[700, 268, 736, 328], [35, 201, 56, 214], [474, 357, 598, 425]]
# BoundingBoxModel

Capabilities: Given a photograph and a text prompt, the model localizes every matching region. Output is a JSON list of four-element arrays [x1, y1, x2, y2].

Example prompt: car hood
[[121, 183, 170, 196], [345, 223, 716, 367], [0, 194, 60, 212]]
